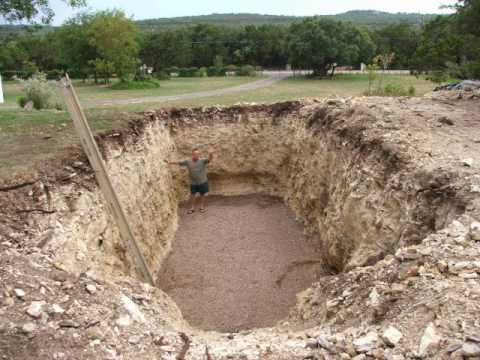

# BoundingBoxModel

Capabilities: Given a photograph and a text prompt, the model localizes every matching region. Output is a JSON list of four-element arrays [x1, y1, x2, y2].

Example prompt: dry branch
[[0, 180, 38, 192]]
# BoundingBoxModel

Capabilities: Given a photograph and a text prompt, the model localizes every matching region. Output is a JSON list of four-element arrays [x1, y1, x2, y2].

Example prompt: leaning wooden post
[[60, 74, 154, 285]]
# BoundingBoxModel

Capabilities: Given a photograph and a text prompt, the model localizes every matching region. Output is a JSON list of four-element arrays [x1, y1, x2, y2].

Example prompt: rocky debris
[[438, 116, 454, 126], [434, 80, 480, 91], [50, 303, 65, 314], [381, 326, 403, 347], [26, 301, 45, 319], [85, 284, 97, 294], [463, 158, 474, 167], [417, 323, 441, 357], [20, 322, 37, 334], [462, 342, 480, 357], [14, 288, 26, 299], [58, 319, 80, 328], [119, 294, 145, 323], [470, 221, 480, 241], [353, 331, 380, 353]]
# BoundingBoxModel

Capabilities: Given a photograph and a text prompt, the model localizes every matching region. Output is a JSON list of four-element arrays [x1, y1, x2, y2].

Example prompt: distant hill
[[0, 10, 441, 39], [136, 10, 440, 30]]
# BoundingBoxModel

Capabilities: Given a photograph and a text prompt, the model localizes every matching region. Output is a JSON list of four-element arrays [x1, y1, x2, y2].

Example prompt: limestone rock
[[26, 301, 45, 319], [85, 284, 97, 294], [120, 294, 145, 323], [14, 289, 26, 299], [462, 342, 480, 357], [353, 331, 379, 353], [469, 222, 480, 241], [20, 322, 37, 334], [381, 326, 403, 347], [418, 323, 441, 357]]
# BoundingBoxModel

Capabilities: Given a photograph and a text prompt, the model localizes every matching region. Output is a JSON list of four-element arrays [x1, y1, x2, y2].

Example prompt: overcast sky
[[47, 0, 456, 25]]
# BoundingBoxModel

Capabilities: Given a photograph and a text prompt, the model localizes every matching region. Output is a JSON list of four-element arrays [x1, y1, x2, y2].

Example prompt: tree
[[412, 16, 472, 72], [0, 0, 85, 24], [55, 13, 97, 80], [87, 10, 140, 81], [373, 23, 419, 69], [453, 0, 480, 37], [139, 29, 192, 71], [287, 17, 375, 76]]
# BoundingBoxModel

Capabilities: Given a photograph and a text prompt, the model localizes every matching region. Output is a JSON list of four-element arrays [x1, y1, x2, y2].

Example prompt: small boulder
[[382, 326, 403, 347], [26, 301, 45, 319], [20, 322, 37, 334], [85, 284, 97, 295], [469, 222, 480, 241], [418, 323, 441, 357], [14, 289, 26, 299], [353, 331, 379, 353], [462, 342, 480, 357]]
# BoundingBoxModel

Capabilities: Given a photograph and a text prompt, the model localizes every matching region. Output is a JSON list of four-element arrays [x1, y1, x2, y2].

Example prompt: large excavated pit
[[26, 99, 468, 335]]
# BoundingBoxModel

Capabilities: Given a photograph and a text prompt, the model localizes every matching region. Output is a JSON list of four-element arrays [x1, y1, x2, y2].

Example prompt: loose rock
[[26, 301, 45, 319], [382, 326, 403, 347]]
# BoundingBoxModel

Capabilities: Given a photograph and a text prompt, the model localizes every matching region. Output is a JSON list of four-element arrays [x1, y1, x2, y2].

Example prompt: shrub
[[17, 96, 28, 108], [20, 72, 59, 110], [225, 64, 237, 73], [46, 69, 64, 80], [364, 83, 415, 97], [408, 85, 416, 96], [236, 65, 256, 77], [461, 61, 480, 80], [207, 66, 226, 77], [110, 79, 160, 90], [196, 67, 208, 77], [154, 71, 171, 80], [426, 71, 448, 84], [178, 67, 199, 77]]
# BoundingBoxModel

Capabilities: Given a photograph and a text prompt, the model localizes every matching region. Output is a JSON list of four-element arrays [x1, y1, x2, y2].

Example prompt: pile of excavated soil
[[157, 195, 325, 332]]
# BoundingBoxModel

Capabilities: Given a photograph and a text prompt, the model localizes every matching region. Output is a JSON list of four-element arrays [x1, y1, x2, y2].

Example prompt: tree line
[[0, 0, 478, 82]]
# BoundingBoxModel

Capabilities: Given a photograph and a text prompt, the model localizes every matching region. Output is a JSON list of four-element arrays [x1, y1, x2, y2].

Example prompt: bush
[[426, 71, 448, 84], [17, 96, 28, 108], [207, 66, 226, 77], [46, 69, 64, 80], [225, 64, 238, 73], [153, 71, 171, 80], [364, 83, 416, 97], [195, 67, 208, 77], [110, 79, 160, 90], [20, 72, 60, 110], [461, 61, 480, 80], [236, 65, 256, 77], [178, 67, 199, 77]]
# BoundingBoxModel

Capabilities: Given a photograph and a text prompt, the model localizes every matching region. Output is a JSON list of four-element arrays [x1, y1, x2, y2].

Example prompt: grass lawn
[[0, 74, 437, 174], [103, 74, 436, 111]]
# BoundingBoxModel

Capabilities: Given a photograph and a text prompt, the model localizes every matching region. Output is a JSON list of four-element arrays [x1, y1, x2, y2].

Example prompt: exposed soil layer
[[157, 195, 325, 332]]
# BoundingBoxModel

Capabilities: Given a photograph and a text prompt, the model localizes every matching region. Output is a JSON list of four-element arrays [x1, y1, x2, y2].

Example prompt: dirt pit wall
[[35, 99, 465, 281]]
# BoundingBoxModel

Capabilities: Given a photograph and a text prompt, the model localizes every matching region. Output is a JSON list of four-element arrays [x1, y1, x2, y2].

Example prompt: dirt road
[[92, 73, 290, 107]]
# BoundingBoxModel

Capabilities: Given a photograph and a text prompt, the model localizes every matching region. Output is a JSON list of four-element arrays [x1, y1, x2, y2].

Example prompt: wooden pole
[[60, 74, 154, 285]]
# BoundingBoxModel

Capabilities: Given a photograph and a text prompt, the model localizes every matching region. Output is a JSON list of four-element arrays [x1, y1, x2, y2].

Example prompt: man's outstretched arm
[[208, 145, 214, 162], [166, 160, 183, 165]]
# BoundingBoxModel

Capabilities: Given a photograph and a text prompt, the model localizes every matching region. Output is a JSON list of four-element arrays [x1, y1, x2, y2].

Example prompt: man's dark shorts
[[190, 182, 209, 195]]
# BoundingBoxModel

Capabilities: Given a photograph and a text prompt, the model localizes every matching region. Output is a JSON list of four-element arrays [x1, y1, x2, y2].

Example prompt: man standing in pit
[[168, 145, 214, 214]]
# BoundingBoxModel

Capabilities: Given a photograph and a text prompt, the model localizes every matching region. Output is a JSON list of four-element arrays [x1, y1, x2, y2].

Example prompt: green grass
[[0, 74, 437, 173], [103, 74, 436, 111]]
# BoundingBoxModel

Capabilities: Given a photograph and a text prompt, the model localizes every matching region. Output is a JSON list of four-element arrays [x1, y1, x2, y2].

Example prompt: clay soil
[[157, 195, 325, 332]]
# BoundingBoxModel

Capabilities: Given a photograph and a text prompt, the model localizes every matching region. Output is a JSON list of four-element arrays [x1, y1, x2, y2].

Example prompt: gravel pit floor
[[157, 194, 325, 332]]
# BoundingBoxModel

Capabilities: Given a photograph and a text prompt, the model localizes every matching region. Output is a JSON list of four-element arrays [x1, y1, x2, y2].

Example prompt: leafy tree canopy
[[0, 0, 85, 24]]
